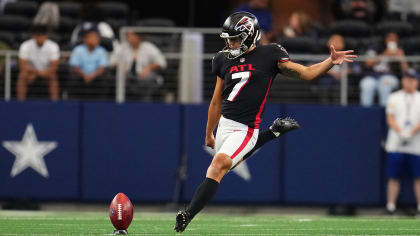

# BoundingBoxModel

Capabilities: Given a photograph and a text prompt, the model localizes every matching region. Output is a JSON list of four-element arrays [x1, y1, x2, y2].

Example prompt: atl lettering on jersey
[[229, 64, 256, 74], [212, 44, 290, 129]]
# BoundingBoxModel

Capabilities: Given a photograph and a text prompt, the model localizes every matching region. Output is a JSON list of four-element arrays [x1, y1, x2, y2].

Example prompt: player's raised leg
[[243, 117, 300, 161]]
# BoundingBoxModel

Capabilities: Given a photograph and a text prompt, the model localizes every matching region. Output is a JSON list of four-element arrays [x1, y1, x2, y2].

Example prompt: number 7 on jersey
[[227, 71, 251, 101]]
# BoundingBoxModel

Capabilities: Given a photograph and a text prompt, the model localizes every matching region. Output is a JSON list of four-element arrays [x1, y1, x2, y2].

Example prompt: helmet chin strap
[[222, 33, 251, 59], [231, 48, 241, 57]]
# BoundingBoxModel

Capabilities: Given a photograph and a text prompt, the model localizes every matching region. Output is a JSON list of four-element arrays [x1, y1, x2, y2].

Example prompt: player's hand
[[330, 45, 357, 65], [205, 133, 215, 149]]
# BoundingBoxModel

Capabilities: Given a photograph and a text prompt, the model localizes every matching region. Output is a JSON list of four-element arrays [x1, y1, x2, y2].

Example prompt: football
[[109, 193, 134, 232]]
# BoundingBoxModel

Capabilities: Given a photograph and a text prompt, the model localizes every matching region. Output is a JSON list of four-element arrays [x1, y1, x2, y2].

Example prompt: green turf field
[[1, 210, 420, 235]]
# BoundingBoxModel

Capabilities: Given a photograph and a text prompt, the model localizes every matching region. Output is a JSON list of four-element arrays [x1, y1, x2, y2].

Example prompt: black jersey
[[212, 43, 290, 129]]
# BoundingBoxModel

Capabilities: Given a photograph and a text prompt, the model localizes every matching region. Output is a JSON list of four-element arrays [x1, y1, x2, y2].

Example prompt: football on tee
[[109, 193, 134, 231]]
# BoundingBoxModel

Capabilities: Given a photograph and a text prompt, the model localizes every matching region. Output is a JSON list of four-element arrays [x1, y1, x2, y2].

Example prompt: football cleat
[[385, 208, 396, 216], [269, 117, 300, 137], [174, 210, 191, 233]]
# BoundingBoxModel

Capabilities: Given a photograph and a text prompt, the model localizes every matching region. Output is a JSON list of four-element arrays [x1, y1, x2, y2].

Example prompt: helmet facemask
[[220, 32, 250, 59]]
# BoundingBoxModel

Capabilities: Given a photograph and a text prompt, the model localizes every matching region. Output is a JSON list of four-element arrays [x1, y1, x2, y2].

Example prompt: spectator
[[17, 25, 60, 101], [235, 0, 273, 42], [333, 0, 383, 23], [69, 25, 108, 99], [359, 32, 408, 107], [317, 34, 346, 104], [70, 22, 118, 52], [111, 31, 167, 101], [33, 2, 60, 29], [282, 11, 316, 39], [0, 41, 9, 78], [385, 68, 420, 215], [387, 0, 420, 20], [0, 0, 15, 14]]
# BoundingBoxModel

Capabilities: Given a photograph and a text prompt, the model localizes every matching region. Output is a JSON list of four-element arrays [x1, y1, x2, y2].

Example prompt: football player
[[174, 11, 356, 233]]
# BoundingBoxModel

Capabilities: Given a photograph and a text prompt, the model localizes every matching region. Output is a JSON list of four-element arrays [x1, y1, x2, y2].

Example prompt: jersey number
[[227, 71, 251, 101]]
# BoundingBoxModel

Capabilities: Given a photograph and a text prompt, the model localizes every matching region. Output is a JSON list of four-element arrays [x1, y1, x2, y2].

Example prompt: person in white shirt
[[17, 25, 60, 101], [385, 68, 420, 215], [111, 31, 167, 101]]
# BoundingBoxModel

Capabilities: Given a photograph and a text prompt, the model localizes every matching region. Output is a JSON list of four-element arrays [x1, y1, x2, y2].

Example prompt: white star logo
[[2, 123, 57, 178], [203, 146, 252, 181]]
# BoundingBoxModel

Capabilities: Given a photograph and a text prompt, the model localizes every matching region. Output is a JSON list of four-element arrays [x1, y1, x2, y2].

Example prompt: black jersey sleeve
[[269, 43, 290, 63], [212, 52, 224, 79]]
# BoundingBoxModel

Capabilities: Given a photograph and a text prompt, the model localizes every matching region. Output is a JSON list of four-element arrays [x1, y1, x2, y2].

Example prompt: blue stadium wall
[[0, 101, 416, 205]]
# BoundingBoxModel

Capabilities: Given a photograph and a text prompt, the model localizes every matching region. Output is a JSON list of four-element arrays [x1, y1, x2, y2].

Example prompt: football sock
[[417, 204, 420, 212], [243, 129, 277, 160], [186, 177, 219, 219], [386, 203, 396, 212]]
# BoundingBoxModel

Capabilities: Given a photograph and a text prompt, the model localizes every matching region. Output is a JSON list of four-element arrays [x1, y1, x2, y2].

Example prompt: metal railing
[[2, 26, 420, 105]]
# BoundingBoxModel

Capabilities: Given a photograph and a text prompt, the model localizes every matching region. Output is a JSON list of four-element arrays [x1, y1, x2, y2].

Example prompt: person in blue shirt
[[69, 26, 109, 99], [235, 0, 273, 42]]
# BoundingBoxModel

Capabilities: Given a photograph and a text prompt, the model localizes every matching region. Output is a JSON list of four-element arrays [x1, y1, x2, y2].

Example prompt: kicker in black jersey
[[212, 43, 290, 129]]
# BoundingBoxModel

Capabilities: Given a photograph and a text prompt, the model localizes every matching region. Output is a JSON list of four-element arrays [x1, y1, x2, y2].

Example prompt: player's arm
[[205, 76, 224, 149], [277, 45, 357, 81]]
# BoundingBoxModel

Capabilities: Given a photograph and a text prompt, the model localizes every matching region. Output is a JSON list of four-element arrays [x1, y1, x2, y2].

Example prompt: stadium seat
[[96, 2, 128, 20], [0, 31, 15, 48], [204, 34, 225, 54], [407, 13, 420, 24], [330, 20, 371, 37], [343, 37, 360, 52], [375, 21, 413, 37], [0, 15, 31, 32], [99, 37, 114, 52], [383, 12, 402, 21], [58, 2, 82, 19], [402, 37, 420, 55], [311, 22, 329, 37], [48, 33, 61, 45], [105, 18, 126, 33], [358, 36, 383, 52], [58, 17, 79, 34], [58, 34, 72, 50], [317, 36, 360, 54], [137, 18, 176, 27], [3, 1, 38, 18], [133, 18, 179, 53], [278, 37, 319, 54]]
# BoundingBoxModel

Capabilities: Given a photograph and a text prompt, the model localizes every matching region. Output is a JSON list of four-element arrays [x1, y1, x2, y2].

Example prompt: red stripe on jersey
[[254, 77, 273, 129], [230, 127, 254, 159], [232, 71, 251, 101], [279, 59, 290, 63]]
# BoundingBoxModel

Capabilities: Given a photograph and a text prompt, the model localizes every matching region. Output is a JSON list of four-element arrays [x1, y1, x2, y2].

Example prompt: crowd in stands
[[0, 0, 167, 102], [0, 0, 420, 106]]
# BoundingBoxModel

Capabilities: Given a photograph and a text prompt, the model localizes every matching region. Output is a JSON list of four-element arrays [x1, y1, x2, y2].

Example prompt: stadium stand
[[0, 0, 419, 104], [58, 2, 82, 19], [375, 20, 413, 37], [330, 20, 371, 38], [3, 1, 38, 18]]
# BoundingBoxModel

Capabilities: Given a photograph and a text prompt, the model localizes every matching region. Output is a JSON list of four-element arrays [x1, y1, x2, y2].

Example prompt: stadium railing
[[2, 26, 420, 105]]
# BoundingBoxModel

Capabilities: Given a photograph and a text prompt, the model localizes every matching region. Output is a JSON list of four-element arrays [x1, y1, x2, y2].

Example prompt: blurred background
[[1, 0, 420, 216]]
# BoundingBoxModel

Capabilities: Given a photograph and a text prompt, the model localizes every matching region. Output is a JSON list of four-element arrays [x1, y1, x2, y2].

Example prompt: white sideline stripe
[[240, 224, 258, 227], [297, 218, 312, 222]]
